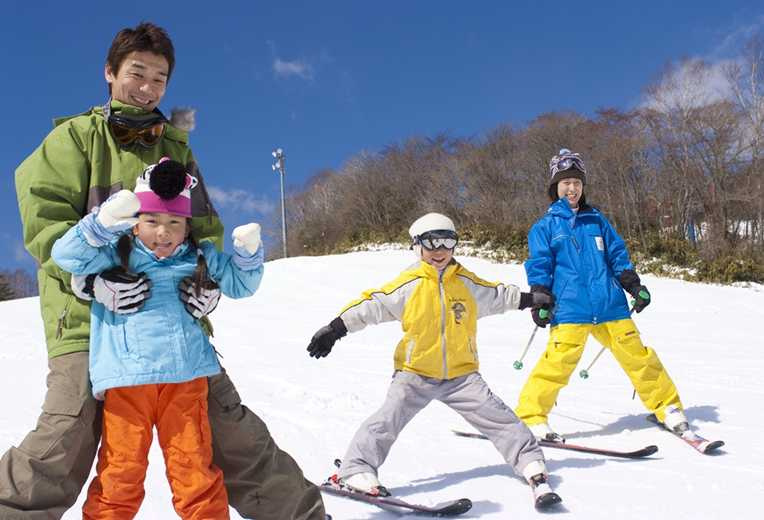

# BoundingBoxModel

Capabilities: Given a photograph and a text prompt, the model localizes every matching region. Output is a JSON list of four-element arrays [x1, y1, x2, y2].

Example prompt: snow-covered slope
[[1, 250, 761, 519]]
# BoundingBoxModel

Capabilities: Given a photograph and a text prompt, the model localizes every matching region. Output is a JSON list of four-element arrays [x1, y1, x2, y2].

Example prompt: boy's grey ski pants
[[0, 351, 325, 520], [338, 370, 543, 480]]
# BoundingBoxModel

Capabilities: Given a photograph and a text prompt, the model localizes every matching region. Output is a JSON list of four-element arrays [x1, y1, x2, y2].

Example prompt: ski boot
[[342, 472, 391, 497], [529, 473, 562, 510], [523, 460, 561, 510]]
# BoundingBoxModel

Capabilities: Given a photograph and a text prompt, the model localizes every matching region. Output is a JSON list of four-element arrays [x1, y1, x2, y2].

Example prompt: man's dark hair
[[106, 22, 175, 86]]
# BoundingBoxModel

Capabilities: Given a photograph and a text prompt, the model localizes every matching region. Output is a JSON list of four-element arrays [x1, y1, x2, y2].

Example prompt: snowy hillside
[[1, 250, 762, 519]]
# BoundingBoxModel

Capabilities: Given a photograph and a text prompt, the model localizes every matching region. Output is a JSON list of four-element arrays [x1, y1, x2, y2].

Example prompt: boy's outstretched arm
[[306, 273, 415, 359], [460, 273, 554, 318]]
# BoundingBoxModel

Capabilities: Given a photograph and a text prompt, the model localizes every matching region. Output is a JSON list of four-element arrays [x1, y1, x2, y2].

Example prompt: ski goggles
[[416, 230, 459, 251], [550, 153, 586, 177], [104, 102, 167, 148]]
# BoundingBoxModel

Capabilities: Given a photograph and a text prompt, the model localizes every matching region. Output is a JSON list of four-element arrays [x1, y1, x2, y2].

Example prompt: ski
[[320, 476, 472, 517], [646, 414, 724, 454], [452, 429, 659, 459]]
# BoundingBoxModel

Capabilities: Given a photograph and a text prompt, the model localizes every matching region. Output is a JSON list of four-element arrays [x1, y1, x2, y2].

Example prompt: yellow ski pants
[[516, 319, 683, 425]]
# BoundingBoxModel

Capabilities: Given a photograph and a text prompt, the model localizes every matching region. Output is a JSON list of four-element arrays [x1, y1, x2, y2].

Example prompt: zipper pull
[[56, 308, 67, 339]]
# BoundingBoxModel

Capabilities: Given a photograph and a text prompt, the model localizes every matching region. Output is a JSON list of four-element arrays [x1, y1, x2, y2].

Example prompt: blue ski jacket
[[51, 225, 263, 398], [524, 198, 633, 326]]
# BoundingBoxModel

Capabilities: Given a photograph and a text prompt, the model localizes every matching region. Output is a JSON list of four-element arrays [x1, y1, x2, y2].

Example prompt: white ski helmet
[[408, 212, 457, 239]]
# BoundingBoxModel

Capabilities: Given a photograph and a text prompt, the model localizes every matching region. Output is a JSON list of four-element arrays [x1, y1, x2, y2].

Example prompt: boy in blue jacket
[[52, 158, 264, 519], [515, 149, 687, 441]]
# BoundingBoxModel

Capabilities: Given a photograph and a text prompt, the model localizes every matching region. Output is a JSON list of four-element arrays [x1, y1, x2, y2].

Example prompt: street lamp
[[271, 148, 288, 258]]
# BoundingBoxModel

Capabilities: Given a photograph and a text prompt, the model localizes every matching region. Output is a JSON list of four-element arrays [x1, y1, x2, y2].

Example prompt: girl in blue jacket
[[51, 158, 263, 520], [515, 149, 687, 441]]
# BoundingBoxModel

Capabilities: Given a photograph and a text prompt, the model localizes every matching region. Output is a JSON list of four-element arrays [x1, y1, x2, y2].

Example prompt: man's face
[[105, 51, 169, 112], [133, 212, 188, 259], [421, 245, 454, 271], [557, 177, 583, 208]]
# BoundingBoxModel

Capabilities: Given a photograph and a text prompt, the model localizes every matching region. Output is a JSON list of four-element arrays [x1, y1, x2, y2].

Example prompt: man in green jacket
[[2, 22, 325, 520]]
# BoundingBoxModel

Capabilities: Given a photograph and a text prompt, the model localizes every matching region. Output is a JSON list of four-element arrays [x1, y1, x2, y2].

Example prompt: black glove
[[73, 268, 151, 314], [179, 277, 221, 319], [527, 285, 554, 328], [619, 270, 651, 313], [307, 317, 348, 358]]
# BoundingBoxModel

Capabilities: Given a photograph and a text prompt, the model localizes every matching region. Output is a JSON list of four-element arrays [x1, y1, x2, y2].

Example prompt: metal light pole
[[271, 148, 288, 258]]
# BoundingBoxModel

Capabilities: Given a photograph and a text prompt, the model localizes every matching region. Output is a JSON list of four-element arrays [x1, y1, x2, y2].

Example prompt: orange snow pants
[[82, 378, 229, 520]]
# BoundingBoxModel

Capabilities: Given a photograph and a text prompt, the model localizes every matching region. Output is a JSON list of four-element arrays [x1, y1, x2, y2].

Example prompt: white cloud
[[273, 58, 314, 80], [640, 19, 764, 113], [640, 58, 738, 113], [207, 186, 276, 214]]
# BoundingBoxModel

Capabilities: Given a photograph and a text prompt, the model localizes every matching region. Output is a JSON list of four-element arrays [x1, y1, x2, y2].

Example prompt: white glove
[[72, 268, 151, 314], [232, 223, 261, 255], [97, 190, 140, 232], [80, 190, 141, 247]]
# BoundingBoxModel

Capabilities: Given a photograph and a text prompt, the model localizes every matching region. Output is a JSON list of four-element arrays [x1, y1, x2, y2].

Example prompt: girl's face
[[133, 212, 188, 258], [557, 178, 583, 208]]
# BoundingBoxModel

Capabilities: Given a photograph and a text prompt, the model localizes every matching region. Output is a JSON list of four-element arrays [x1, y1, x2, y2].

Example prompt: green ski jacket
[[15, 100, 223, 358]]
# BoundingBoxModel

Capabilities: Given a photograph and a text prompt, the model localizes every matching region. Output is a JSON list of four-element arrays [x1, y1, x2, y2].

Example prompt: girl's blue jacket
[[52, 225, 262, 398], [524, 198, 633, 326]]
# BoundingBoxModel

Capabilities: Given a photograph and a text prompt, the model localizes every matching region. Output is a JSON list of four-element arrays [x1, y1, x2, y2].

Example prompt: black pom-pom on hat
[[149, 160, 187, 200]]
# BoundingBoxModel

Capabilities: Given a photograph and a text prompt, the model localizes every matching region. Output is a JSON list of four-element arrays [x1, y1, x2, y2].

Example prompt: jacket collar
[[416, 259, 460, 280], [548, 198, 593, 218], [103, 98, 167, 119]]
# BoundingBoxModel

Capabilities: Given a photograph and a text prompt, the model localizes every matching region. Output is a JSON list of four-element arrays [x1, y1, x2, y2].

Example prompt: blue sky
[[2, 0, 762, 271]]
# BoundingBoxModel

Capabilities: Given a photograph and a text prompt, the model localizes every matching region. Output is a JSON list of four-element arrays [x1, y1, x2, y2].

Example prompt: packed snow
[[1, 250, 761, 519]]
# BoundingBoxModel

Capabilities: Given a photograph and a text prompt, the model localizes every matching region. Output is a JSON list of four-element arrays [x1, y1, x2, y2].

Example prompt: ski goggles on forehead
[[550, 155, 586, 177], [103, 102, 167, 148], [416, 230, 459, 251]]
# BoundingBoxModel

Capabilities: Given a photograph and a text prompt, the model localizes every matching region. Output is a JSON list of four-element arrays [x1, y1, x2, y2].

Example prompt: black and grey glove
[[519, 289, 555, 311], [307, 317, 348, 359], [71, 267, 151, 314], [179, 277, 221, 319], [619, 270, 651, 313], [525, 285, 555, 328]]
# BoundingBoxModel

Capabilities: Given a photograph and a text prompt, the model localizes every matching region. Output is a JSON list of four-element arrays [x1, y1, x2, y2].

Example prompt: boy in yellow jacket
[[307, 213, 561, 508]]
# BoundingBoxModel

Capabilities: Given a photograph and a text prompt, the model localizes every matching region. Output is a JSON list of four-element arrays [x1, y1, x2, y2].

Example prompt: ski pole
[[513, 309, 549, 370], [578, 347, 605, 379], [579, 306, 636, 379]]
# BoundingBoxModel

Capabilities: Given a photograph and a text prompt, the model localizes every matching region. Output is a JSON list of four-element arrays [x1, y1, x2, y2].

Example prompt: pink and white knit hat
[[134, 157, 197, 218]]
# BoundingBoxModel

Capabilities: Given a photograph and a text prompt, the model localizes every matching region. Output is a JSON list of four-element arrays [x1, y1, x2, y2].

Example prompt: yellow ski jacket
[[339, 259, 523, 380]]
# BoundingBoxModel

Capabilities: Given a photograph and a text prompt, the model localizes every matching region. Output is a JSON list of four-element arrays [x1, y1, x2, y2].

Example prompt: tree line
[[0, 269, 38, 301], [279, 44, 764, 284]]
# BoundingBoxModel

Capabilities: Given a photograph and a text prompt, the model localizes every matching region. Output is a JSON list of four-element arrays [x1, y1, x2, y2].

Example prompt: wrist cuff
[[330, 317, 348, 338]]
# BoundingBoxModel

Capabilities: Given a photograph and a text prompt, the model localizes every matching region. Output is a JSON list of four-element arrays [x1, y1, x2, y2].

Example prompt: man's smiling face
[[105, 50, 169, 112]]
